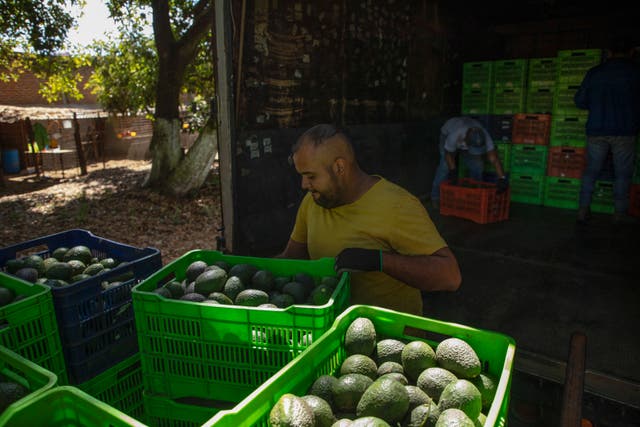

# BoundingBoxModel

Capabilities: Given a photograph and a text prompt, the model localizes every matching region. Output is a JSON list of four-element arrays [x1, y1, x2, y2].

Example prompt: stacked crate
[[510, 114, 551, 204], [526, 57, 556, 114], [461, 61, 493, 114], [545, 49, 603, 211], [491, 59, 528, 115]]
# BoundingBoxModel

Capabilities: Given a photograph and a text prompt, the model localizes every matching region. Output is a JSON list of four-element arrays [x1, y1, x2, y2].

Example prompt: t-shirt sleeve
[[388, 193, 447, 255], [443, 130, 460, 153], [290, 193, 311, 244]]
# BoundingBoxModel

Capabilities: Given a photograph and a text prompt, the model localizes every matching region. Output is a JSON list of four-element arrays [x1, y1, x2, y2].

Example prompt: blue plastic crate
[[0, 229, 162, 384]]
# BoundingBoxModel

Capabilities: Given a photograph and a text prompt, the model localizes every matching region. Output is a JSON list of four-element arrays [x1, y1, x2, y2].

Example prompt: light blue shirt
[[440, 116, 495, 154]]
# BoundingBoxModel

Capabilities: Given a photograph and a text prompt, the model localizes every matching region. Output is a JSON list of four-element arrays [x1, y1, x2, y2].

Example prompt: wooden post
[[215, 0, 237, 253], [560, 331, 587, 427], [73, 113, 88, 175], [24, 117, 40, 178]]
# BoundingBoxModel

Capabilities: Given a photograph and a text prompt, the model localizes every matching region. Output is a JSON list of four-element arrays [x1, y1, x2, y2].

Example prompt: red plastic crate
[[629, 184, 640, 217], [511, 113, 551, 145], [547, 146, 586, 178], [439, 178, 510, 224]]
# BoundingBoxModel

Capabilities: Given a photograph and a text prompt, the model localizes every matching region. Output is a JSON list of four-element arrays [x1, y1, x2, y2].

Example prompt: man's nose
[[301, 176, 310, 190]]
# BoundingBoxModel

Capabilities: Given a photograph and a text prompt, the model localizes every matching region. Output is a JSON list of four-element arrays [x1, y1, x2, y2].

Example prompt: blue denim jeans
[[579, 135, 637, 213], [431, 135, 484, 201]]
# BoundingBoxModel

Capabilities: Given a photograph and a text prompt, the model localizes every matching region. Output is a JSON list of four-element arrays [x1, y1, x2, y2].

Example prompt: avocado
[[185, 260, 208, 282], [70, 274, 91, 283], [435, 338, 481, 379], [222, 276, 244, 301], [163, 281, 185, 299], [5, 259, 24, 274], [375, 339, 406, 365], [378, 372, 408, 386], [403, 401, 439, 427], [270, 292, 295, 309], [320, 275, 339, 289], [15, 267, 38, 283], [281, 281, 308, 304], [405, 385, 432, 411], [308, 375, 338, 407], [301, 395, 336, 427], [207, 292, 234, 305], [153, 287, 173, 298], [434, 408, 474, 427], [340, 354, 378, 381], [0, 381, 29, 412], [99, 257, 118, 269], [437, 379, 482, 420], [67, 259, 87, 277], [22, 255, 45, 276], [212, 260, 230, 272], [51, 246, 69, 261], [228, 263, 258, 285], [351, 417, 391, 427], [83, 263, 105, 276], [194, 268, 227, 295], [269, 393, 315, 427], [63, 245, 93, 265], [0, 287, 16, 307], [251, 269, 274, 292], [180, 292, 206, 302], [470, 372, 498, 411], [401, 340, 437, 382], [309, 284, 333, 306], [356, 376, 410, 424], [45, 262, 72, 281], [344, 317, 377, 357], [235, 289, 269, 306], [332, 373, 374, 413], [376, 361, 404, 377], [417, 367, 458, 402], [273, 276, 291, 292]]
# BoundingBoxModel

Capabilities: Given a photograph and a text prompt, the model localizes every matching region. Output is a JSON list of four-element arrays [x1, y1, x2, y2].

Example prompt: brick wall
[[0, 67, 97, 105]]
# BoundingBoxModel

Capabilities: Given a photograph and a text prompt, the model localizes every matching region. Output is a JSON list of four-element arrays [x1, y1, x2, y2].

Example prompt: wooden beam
[[560, 331, 587, 426], [214, 0, 237, 253]]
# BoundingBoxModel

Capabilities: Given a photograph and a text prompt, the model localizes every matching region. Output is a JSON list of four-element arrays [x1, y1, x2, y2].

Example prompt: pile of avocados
[[3, 245, 127, 290], [151, 259, 340, 309], [269, 316, 499, 427]]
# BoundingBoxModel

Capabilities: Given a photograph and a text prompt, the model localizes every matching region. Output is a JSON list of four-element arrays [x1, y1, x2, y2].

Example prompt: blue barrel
[[2, 149, 20, 174]]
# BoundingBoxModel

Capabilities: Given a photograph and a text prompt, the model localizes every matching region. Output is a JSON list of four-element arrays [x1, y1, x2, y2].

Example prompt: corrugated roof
[[0, 104, 107, 123]]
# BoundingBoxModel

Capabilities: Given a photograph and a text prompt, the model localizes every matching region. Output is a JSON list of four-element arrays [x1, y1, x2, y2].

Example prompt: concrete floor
[[421, 201, 640, 415]]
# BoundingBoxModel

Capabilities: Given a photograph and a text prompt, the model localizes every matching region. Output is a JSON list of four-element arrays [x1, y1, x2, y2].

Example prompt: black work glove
[[335, 248, 383, 274], [496, 176, 509, 194], [448, 168, 458, 185]]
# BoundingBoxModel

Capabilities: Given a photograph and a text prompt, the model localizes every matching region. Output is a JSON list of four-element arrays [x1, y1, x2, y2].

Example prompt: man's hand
[[335, 248, 382, 274], [448, 168, 458, 185], [496, 176, 509, 194]]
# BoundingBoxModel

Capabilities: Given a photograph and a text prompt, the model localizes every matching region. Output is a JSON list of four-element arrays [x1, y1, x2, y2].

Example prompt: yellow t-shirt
[[290, 177, 447, 315]]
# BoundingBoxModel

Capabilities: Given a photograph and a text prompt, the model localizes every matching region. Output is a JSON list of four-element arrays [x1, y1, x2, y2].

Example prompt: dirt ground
[[0, 160, 223, 265]]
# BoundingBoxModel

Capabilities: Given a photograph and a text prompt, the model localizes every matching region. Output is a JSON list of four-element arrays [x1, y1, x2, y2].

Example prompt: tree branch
[[176, 0, 214, 64]]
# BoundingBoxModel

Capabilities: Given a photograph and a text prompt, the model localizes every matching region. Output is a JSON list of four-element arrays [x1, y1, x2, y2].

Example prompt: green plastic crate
[[143, 391, 233, 427], [552, 83, 588, 117], [490, 87, 525, 115], [528, 57, 557, 88], [493, 59, 528, 89], [543, 177, 581, 210], [550, 115, 587, 147], [592, 180, 615, 213], [510, 174, 546, 205], [510, 144, 549, 175], [203, 305, 516, 427], [0, 346, 58, 425], [77, 353, 144, 420], [556, 49, 602, 84], [463, 61, 494, 89], [461, 88, 492, 114], [0, 274, 67, 384], [526, 86, 554, 114], [0, 385, 146, 427], [131, 250, 350, 401]]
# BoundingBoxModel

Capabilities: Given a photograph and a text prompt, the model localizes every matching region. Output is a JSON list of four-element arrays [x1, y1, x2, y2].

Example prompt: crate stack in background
[[526, 57, 556, 114], [461, 61, 493, 115], [130, 250, 350, 426], [509, 114, 551, 204], [491, 59, 528, 115]]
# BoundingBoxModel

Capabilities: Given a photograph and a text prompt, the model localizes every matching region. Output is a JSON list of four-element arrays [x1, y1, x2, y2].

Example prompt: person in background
[[278, 124, 461, 316], [575, 35, 640, 225], [430, 116, 508, 210]]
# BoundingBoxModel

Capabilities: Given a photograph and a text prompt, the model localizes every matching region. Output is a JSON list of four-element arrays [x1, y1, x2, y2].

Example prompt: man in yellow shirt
[[278, 124, 461, 316]]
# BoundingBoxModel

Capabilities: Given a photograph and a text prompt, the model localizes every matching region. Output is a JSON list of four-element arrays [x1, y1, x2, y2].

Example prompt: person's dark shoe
[[576, 206, 591, 225]]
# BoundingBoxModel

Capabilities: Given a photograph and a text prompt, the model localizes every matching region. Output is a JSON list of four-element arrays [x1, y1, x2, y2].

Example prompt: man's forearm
[[380, 247, 461, 292]]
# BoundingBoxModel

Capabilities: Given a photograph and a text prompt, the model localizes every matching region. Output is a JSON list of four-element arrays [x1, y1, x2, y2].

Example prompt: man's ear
[[333, 158, 346, 175]]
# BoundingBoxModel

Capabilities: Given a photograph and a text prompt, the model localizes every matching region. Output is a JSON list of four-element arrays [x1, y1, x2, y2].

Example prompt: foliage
[[87, 35, 158, 116]]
